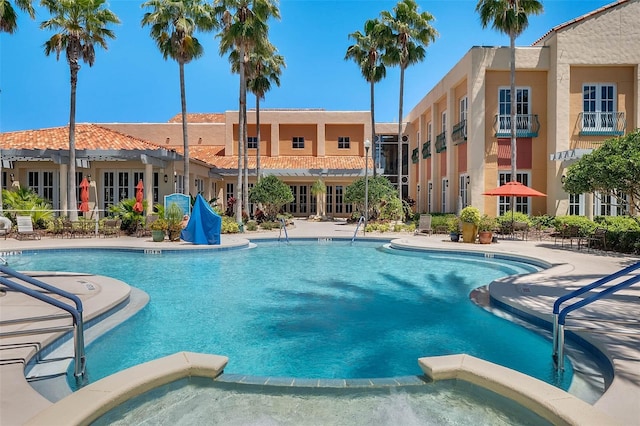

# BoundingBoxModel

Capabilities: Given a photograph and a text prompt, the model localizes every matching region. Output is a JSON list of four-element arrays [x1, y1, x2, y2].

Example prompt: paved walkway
[[1, 219, 639, 425]]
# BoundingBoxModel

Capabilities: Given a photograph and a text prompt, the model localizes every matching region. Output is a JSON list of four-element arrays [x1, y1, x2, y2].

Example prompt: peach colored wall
[[454, 81, 468, 122], [100, 123, 226, 148], [439, 151, 447, 177], [324, 124, 364, 156], [278, 124, 317, 156], [232, 124, 272, 157], [457, 143, 467, 173]]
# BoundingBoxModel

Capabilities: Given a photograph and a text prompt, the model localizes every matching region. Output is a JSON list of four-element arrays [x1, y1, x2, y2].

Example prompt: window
[[459, 174, 469, 209], [194, 178, 204, 194], [568, 193, 584, 216], [460, 97, 468, 123], [594, 190, 628, 217], [27, 171, 56, 205], [583, 84, 616, 131], [427, 181, 433, 213], [497, 172, 530, 215], [247, 136, 258, 149], [441, 111, 447, 133], [175, 174, 184, 194], [498, 87, 530, 132], [292, 136, 305, 149], [338, 136, 350, 149], [441, 178, 448, 212]]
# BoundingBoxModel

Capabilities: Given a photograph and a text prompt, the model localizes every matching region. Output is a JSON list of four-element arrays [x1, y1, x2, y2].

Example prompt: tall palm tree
[[0, 0, 35, 33], [345, 18, 390, 178], [246, 42, 284, 180], [142, 0, 217, 198], [215, 0, 279, 224], [476, 0, 543, 186], [381, 0, 437, 199], [41, 0, 119, 221]]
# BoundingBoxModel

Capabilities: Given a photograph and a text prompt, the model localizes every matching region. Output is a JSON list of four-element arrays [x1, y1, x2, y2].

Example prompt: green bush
[[221, 216, 240, 233], [497, 211, 532, 227], [260, 220, 280, 230], [245, 220, 258, 231], [553, 215, 596, 236], [460, 206, 481, 225]]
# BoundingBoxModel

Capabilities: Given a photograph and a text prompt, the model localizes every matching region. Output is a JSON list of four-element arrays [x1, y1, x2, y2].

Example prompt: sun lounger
[[414, 214, 433, 236], [15, 216, 41, 240]]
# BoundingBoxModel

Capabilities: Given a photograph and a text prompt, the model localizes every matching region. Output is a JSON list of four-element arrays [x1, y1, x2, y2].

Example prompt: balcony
[[411, 148, 419, 164], [578, 112, 625, 136], [452, 119, 467, 144], [435, 132, 447, 153], [494, 114, 540, 137], [422, 141, 431, 158]]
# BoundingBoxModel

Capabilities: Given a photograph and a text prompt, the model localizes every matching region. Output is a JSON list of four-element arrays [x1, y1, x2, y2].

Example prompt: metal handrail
[[0, 266, 86, 378], [351, 216, 365, 243], [278, 218, 289, 243], [552, 261, 640, 370], [0, 257, 7, 266]]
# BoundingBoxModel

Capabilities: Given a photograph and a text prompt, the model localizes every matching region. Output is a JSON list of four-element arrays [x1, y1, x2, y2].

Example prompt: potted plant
[[165, 202, 184, 242], [150, 218, 167, 242], [447, 216, 461, 242], [478, 214, 497, 244], [459, 206, 481, 243]]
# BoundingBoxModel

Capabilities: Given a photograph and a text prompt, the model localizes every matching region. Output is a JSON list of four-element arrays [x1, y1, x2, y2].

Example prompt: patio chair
[[582, 227, 607, 251], [15, 215, 41, 240], [554, 225, 580, 248], [137, 214, 158, 238], [414, 214, 433, 236], [101, 219, 121, 238], [512, 221, 529, 241]]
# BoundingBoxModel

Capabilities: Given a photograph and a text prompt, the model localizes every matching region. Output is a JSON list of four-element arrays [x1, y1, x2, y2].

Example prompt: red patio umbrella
[[482, 181, 547, 198], [483, 181, 546, 229], [78, 177, 90, 212], [133, 180, 144, 213]]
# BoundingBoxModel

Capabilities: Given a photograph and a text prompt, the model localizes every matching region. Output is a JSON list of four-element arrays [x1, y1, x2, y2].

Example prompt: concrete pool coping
[[1, 219, 639, 425]]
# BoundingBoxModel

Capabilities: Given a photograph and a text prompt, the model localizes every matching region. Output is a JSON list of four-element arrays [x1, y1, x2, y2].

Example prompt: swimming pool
[[11, 239, 572, 390]]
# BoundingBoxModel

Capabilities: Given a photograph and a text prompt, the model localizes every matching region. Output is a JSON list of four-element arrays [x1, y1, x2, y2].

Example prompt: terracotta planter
[[461, 222, 477, 243], [478, 231, 493, 244]]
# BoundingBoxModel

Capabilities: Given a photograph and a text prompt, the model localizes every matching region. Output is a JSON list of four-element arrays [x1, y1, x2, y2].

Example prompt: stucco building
[[1, 0, 638, 220]]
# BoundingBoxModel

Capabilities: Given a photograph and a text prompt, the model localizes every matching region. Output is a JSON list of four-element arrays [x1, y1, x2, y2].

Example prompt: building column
[[585, 193, 594, 220], [145, 163, 153, 215], [59, 163, 68, 217]]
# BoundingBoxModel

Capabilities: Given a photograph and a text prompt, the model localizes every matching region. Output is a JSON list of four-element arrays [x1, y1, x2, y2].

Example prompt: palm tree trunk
[[397, 64, 405, 200], [509, 31, 517, 216], [243, 91, 249, 216], [236, 45, 245, 226], [370, 78, 377, 177], [179, 62, 190, 197], [256, 95, 261, 180], [68, 58, 79, 221]]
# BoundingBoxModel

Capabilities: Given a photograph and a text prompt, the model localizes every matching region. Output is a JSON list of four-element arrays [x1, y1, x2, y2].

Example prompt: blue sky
[[0, 0, 615, 132]]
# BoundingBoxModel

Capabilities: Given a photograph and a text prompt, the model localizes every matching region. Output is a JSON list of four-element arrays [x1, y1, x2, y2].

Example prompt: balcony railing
[[578, 112, 625, 136], [411, 148, 419, 164], [435, 132, 447, 153], [452, 119, 467, 144], [494, 114, 540, 137], [422, 141, 431, 158]]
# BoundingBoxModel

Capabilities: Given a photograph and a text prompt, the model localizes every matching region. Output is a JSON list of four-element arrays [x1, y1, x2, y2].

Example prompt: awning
[[549, 148, 592, 164]]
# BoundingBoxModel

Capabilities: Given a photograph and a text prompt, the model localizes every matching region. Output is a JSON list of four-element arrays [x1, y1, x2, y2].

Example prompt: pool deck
[[1, 219, 639, 425]]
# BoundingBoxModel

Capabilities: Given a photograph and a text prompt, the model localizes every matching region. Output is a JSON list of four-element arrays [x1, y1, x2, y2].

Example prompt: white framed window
[[338, 136, 350, 149], [460, 96, 468, 123], [498, 87, 531, 132], [292, 136, 305, 149], [174, 173, 184, 194], [441, 178, 448, 212], [568, 193, 584, 216], [594, 191, 628, 217], [427, 122, 432, 141], [497, 172, 531, 215], [247, 136, 258, 149], [27, 170, 57, 206], [582, 83, 616, 131], [427, 181, 433, 213], [441, 111, 447, 133], [194, 178, 204, 194], [459, 174, 469, 209]]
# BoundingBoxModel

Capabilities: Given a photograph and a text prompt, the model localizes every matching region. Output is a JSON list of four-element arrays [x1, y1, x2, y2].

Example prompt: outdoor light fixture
[[561, 175, 566, 184], [466, 175, 470, 185], [87, 174, 91, 182], [164, 174, 168, 183], [9, 173, 14, 182]]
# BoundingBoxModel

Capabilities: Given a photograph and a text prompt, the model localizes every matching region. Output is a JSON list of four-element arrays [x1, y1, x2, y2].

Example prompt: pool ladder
[[0, 265, 86, 379], [351, 216, 365, 243], [552, 261, 640, 371], [278, 218, 290, 243]]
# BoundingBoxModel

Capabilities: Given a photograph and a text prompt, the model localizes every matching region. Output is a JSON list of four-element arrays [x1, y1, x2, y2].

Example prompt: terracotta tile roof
[[194, 152, 366, 171], [532, 0, 630, 45], [0, 124, 174, 152], [167, 113, 226, 123]]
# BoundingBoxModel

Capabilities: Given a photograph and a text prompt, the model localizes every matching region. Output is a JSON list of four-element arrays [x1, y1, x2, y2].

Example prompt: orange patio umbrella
[[133, 180, 144, 213], [78, 177, 90, 213], [483, 181, 546, 227]]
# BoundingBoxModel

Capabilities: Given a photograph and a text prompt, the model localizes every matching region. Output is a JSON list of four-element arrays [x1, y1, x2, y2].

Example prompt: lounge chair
[[0, 216, 11, 240], [582, 227, 607, 250], [101, 219, 121, 238], [15, 216, 41, 240], [414, 214, 433, 236]]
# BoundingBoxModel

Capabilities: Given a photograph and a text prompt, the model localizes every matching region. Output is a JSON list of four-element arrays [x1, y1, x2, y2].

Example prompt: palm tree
[[476, 0, 543, 186], [142, 0, 217, 198], [0, 0, 35, 33], [381, 0, 437, 199], [216, 0, 280, 224], [246, 42, 285, 180], [345, 18, 390, 177], [41, 0, 119, 221]]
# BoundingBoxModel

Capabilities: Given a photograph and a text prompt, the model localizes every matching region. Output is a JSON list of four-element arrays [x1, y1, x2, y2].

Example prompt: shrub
[[460, 206, 481, 225], [497, 211, 532, 227], [245, 220, 258, 231], [478, 215, 497, 232], [221, 216, 240, 233], [553, 215, 596, 236]]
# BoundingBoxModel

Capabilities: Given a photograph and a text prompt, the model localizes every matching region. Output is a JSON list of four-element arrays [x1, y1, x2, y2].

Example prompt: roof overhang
[[210, 167, 365, 178], [0, 148, 182, 168], [549, 148, 592, 165]]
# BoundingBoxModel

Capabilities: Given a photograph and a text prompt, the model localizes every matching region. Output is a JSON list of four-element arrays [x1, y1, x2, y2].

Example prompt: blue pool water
[[10, 240, 572, 389]]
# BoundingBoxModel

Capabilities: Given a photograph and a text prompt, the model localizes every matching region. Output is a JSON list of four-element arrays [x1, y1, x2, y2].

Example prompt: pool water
[[11, 240, 572, 389]]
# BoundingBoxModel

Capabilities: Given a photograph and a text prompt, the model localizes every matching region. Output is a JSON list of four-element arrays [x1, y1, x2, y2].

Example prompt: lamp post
[[364, 139, 371, 233]]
